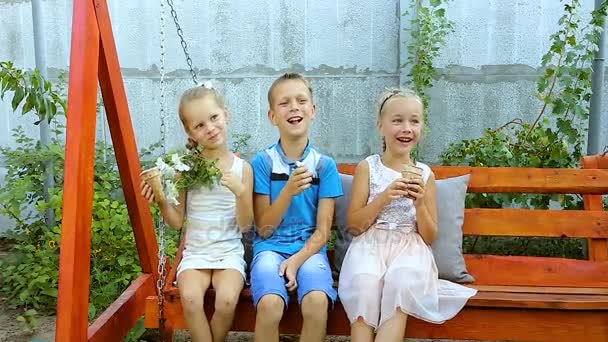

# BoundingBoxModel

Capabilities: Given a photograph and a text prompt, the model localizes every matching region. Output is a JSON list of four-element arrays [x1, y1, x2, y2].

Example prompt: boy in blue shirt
[[250, 73, 343, 342]]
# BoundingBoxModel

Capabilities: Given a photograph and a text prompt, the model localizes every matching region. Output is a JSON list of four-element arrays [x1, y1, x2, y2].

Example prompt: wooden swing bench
[[142, 154, 608, 341]]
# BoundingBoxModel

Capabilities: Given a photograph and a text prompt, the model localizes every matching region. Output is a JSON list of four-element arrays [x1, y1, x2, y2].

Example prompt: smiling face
[[180, 95, 229, 150], [268, 78, 316, 140], [378, 95, 424, 155]]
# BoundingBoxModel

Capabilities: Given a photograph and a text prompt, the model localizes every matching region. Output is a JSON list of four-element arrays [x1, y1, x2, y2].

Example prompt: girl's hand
[[284, 166, 313, 197], [381, 178, 409, 205], [140, 180, 156, 203], [406, 176, 426, 206], [220, 171, 245, 197]]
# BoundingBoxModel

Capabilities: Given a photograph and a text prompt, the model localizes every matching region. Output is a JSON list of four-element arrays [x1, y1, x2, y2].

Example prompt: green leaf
[[24, 309, 38, 316], [22, 93, 35, 114], [88, 304, 97, 320], [552, 98, 567, 115], [567, 35, 576, 45], [41, 288, 58, 297], [117, 255, 127, 266], [11, 87, 25, 111]]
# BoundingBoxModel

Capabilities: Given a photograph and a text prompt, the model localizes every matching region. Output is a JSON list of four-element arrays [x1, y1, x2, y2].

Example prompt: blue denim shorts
[[250, 250, 337, 308]]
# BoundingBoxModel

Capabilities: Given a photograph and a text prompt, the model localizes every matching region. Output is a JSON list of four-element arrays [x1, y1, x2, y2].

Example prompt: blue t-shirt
[[251, 141, 343, 256]]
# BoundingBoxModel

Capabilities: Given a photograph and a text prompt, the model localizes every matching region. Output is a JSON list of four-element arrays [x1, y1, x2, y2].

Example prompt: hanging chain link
[[166, 0, 198, 85], [157, 0, 168, 336], [156, 219, 168, 334]]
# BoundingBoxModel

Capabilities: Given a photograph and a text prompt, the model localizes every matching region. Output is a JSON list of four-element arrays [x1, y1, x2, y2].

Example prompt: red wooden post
[[55, 0, 100, 340], [582, 154, 608, 262], [57, 0, 165, 340], [95, 0, 160, 275]]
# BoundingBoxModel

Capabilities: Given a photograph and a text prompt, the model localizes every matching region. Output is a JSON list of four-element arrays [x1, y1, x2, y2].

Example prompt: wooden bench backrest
[[337, 161, 608, 288]]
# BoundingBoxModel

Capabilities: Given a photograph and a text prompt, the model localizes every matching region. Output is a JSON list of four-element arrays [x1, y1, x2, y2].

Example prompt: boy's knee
[[215, 290, 239, 315], [251, 251, 281, 277], [256, 294, 285, 324], [301, 291, 328, 319]]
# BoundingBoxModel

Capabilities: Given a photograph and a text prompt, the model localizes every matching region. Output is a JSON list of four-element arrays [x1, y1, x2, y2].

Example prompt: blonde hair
[[377, 88, 424, 151], [267, 72, 314, 106], [178, 85, 226, 150], [377, 88, 423, 120]]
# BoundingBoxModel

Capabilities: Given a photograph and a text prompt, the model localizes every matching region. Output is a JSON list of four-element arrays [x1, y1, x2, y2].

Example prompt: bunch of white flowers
[[154, 153, 191, 205]]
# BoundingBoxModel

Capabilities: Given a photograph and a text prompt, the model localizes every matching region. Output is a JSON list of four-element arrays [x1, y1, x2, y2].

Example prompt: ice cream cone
[[140, 167, 166, 203], [401, 164, 423, 199]]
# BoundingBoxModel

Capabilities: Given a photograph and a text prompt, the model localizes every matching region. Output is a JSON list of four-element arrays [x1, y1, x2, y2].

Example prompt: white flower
[[199, 80, 213, 89], [156, 157, 176, 179], [171, 153, 191, 172], [165, 179, 180, 206]]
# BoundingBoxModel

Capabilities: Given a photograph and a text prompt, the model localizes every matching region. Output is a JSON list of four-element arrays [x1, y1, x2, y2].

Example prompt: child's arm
[[409, 173, 439, 244], [347, 160, 408, 236], [221, 162, 254, 232], [140, 180, 186, 229], [254, 166, 312, 238], [290, 198, 334, 261]]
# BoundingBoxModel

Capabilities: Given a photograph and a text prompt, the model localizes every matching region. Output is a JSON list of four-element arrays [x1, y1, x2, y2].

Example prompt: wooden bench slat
[[163, 283, 608, 310], [468, 291, 608, 310], [88, 274, 154, 342], [403, 308, 607, 341], [162, 284, 608, 303], [462, 208, 608, 237], [465, 254, 608, 287], [470, 285, 608, 295], [145, 288, 608, 329], [337, 164, 608, 194]]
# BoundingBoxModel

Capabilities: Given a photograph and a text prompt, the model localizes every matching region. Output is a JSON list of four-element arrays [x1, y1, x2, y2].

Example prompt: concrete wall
[[0, 0, 606, 232]]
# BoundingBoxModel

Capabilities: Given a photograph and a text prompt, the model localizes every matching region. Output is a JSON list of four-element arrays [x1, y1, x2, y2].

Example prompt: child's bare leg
[[374, 310, 407, 342], [178, 269, 212, 342], [351, 318, 374, 342], [300, 290, 328, 342], [210, 269, 244, 342], [254, 294, 284, 342]]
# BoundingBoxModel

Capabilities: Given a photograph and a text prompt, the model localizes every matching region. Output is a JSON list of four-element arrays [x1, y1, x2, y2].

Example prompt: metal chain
[[166, 0, 198, 85], [156, 219, 167, 334], [157, 0, 168, 336]]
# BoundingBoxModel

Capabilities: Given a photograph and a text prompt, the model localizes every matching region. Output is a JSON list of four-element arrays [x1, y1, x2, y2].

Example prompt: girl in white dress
[[141, 84, 253, 342], [338, 88, 476, 342]]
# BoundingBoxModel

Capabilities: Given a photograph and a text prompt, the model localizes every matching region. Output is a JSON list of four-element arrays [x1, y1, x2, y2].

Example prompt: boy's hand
[[140, 180, 156, 203], [220, 171, 245, 197], [284, 166, 313, 196], [406, 176, 426, 206], [279, 255, 303, 292], [380, 178, 409, 205]]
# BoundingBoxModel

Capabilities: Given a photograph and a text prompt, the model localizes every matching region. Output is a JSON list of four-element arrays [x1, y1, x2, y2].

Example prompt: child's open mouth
[[287, 116, 303, 125], [396, 137, 413, 143]]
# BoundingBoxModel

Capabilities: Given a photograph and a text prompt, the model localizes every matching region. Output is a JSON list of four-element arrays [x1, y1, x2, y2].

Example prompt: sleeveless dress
[[176, 154, 247, 280], [338, 154, 476, 329]]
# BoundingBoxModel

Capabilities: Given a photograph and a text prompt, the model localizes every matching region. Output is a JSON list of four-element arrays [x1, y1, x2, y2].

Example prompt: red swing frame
[[55, 0, 170, 340]]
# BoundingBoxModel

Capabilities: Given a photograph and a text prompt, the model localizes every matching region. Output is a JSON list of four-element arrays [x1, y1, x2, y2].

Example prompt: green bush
[[0, 124, 178, 321], [439, 0, 608, 259]]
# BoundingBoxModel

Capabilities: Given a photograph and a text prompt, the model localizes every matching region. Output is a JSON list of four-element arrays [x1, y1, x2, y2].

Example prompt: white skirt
[[338, 227, 477, 329], [176, 252, 246, 280], [175, 216, 247, 281]]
